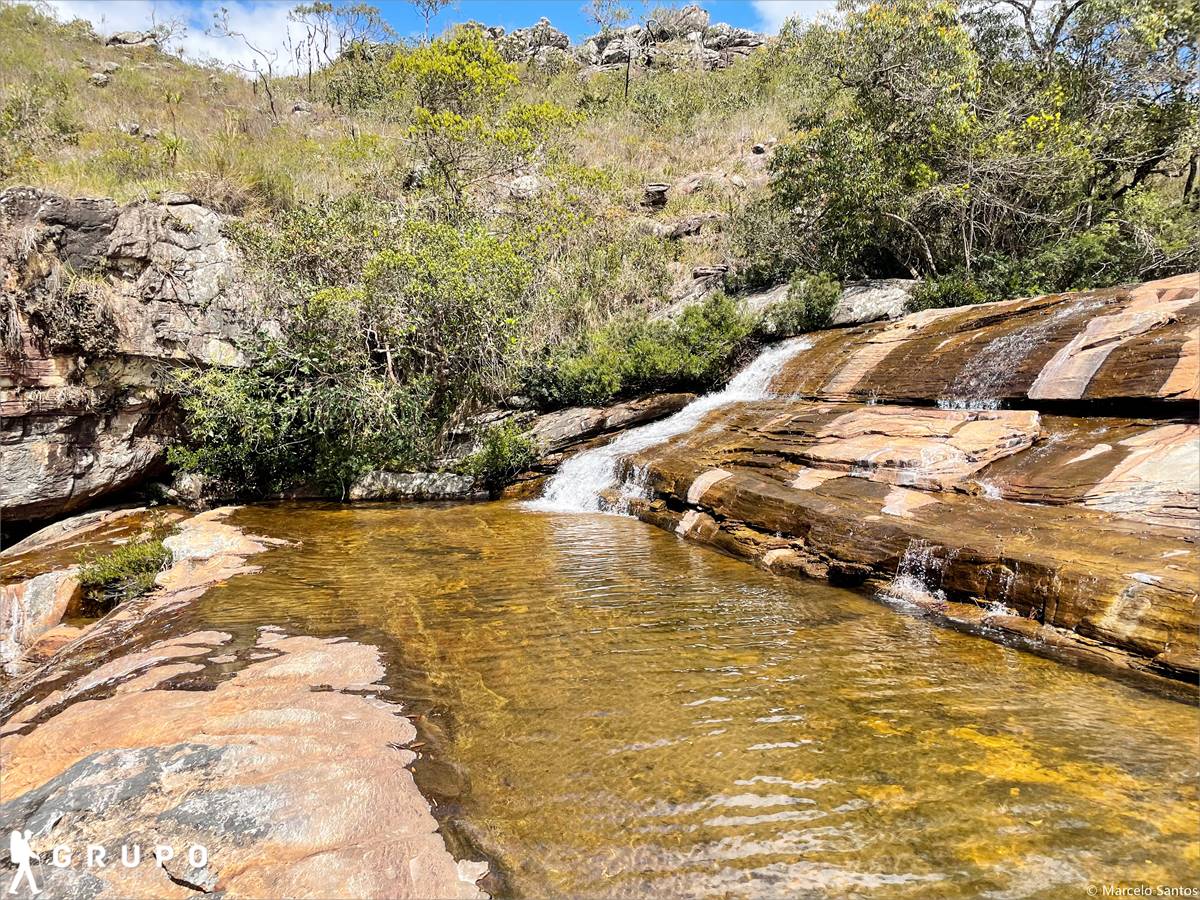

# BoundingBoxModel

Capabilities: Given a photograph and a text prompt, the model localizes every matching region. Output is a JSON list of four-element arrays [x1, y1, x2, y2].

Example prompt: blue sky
[[42, 1, 837, 69]]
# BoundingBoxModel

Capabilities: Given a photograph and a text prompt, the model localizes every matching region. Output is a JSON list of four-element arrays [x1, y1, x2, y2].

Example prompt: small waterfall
[[879, 540, 955, 606], [528, 337, 812, 514], [938, 298, 1102, 410]]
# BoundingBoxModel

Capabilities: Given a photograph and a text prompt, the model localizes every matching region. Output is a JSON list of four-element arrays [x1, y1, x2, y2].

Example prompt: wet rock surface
[[0, 509, 486, 899], [609, 276, 1199, 683], [771, 274, 1198, 407], [1, 187, 256, 527]]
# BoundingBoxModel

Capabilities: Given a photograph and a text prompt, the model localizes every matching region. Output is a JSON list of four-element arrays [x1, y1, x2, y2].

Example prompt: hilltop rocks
[[604, 275, 1199, 681], [105, 30, 159, 49], [1, 187, 254, 526], [483, 11, 764, 72], [497, 17, 569, 62]]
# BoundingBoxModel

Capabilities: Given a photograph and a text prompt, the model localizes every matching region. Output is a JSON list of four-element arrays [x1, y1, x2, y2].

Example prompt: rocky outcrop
[[771, 274, 1198, 407], [1, 187, 254, 527], [482, 8, 764, 72], [0, 509, 487, 898], [496, 17, 570, 62], [350, 471, 485, 502], [600, 275, 1199, 682], [105, 30, 160, 49]]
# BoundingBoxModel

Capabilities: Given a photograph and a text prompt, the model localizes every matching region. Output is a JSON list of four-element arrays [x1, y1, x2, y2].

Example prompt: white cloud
[[752, 0, 840, 34], [43, 0, 310, 73]]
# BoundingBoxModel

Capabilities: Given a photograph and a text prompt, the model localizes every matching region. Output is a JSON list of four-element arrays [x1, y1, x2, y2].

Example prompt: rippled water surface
[[202, 502, 1199, 898]]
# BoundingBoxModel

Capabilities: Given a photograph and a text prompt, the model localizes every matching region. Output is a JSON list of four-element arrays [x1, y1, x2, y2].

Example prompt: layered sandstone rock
[[0, 509, 486, 899], [609, 275, 1198, 681], [0, 187, 255, 526], [771, 274, 1198, 406]]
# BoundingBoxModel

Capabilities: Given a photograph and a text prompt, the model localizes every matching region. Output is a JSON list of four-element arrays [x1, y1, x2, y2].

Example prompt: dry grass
[[1, 4, 790, 273]]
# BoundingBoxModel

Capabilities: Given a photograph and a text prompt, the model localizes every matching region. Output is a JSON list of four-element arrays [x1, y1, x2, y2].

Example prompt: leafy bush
[[906, 275, 989, 313], [388, 28, 574, 201], [168, 329, 441, 496], [524, 293, 755, 408], [171, 212, 535, 495], [77, 529, 172, 616], [760, 272, 841, 336], [461, 420, 539, 486], [763, 0, 1198, 288]]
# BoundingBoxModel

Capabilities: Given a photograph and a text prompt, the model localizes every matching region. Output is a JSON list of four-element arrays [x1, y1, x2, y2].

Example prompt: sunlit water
[[197, 502, 1199, 899]]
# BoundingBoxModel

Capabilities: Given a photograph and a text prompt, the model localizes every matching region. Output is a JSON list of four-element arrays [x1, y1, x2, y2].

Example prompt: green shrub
[[77, 530, 172, 616], [524, 293, 755, 408], [760, 272, 841, 336], [905, 275, 989, 313], [461, 420, 539, 486]]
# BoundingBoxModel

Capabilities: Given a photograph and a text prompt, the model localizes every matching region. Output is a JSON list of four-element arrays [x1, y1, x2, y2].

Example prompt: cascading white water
[[527, 337, 812, 514]]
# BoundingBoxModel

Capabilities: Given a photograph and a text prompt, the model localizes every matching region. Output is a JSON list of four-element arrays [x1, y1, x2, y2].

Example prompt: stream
[[193, 501, 1199, 898]]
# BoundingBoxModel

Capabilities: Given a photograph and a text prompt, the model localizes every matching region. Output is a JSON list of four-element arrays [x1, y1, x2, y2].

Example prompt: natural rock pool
[[197, 501, 1199, 899]]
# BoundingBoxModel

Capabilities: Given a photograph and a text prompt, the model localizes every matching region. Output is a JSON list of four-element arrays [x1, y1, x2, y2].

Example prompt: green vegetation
[[760, 273, 842, 336], [753, 0, 1198, 301], [461, 420, 540, 486], [3, 0, 1195, 492], [524, 295, 756, 408], [77, 527, 172, 616]]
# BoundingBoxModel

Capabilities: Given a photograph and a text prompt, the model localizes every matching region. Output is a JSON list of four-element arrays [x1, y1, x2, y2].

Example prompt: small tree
[[583, 0, 631, 33], [410, 0, 450, 43], [389, 29, 573, 201], [210, 6, 282, 120]]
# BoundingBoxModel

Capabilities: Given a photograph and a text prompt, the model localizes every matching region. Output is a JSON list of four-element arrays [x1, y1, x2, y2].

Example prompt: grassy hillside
[[3, 0, 1195, 495]]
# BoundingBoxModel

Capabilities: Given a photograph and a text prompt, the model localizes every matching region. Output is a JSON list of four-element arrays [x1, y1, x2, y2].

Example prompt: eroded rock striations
[[608, 275, 1199, 683], [1, 187, 256, 527]]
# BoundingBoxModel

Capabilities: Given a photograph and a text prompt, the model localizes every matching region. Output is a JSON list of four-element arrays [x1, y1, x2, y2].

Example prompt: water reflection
[[195, 502, 1200, 899]]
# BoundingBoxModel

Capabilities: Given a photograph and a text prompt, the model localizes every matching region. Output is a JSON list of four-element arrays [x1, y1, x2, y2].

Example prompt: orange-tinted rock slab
[[771, 275, 1199, 406], [0, 510, 486, 899]]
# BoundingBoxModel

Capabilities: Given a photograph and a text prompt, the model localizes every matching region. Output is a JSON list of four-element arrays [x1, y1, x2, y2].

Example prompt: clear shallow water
[[201, 502, 1199, 899]]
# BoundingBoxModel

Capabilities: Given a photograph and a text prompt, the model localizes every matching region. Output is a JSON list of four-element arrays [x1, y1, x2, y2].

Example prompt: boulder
[[642, 182, 670, 210], [106, 30, 159, 49], [349, 471, 484, 502], [0, 187, 256, 526], [0, 568, 80, 671], [829, 278, 917, 326], [528, 393, 696, 454], [505, 173, 542, 200]]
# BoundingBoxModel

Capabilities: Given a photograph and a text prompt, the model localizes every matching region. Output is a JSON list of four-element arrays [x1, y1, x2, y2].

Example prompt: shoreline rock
[[0, 508, 489, 899], [611, 275, 1199, 686], [1, 186, 257, 528]]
